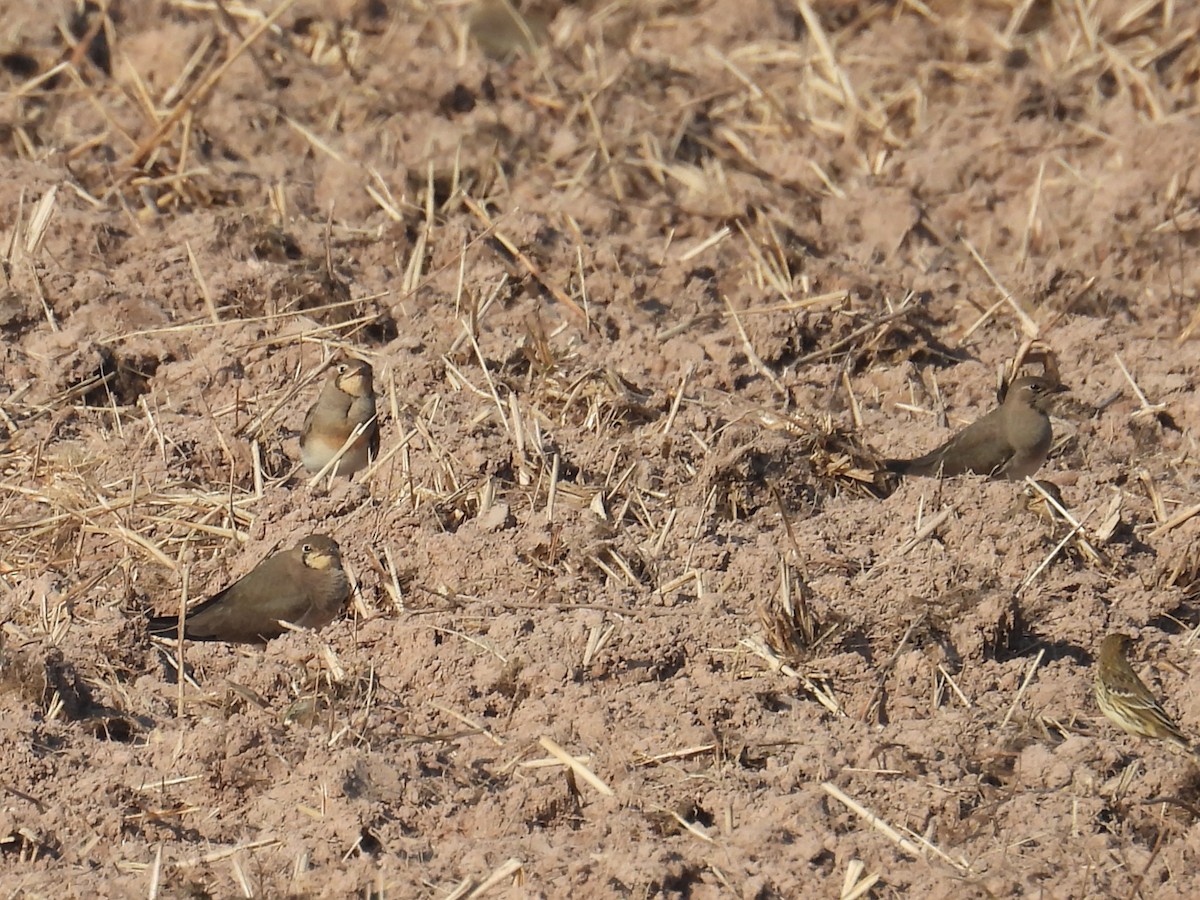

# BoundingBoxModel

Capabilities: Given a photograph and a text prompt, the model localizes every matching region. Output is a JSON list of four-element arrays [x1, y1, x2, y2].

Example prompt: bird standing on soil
[[1094, 633, 1200, 762], [884, 376, 1066, 480], [467, 0, 549, 60], [148, 535, 350, 643], [1011, 479, 1068, 524], [299, 359, 379, 477]]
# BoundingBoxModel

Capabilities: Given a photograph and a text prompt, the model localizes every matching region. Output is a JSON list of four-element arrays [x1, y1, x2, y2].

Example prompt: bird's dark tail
[[883, 450, 950, 478], [147, 615, 186, 639]]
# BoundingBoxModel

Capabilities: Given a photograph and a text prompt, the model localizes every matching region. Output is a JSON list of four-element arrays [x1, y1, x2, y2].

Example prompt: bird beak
[[1051, 382, 1069, 394]]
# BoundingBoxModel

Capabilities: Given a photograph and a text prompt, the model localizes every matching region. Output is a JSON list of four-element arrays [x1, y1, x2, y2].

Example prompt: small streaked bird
[[884, 376, 1067, 480], [1094, 633, 1200, 762], [1014, 479, 1068, 524], [299, 359, 379, 477], [148, 535, 350, 643]]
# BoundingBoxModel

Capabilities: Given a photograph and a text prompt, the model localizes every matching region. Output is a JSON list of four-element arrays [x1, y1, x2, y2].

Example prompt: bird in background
[[1011, 479, 1068, 523], [1094, 632, 1200, 763], [1009, 478, 1111, 569], [148, 535, 350, 643], [468, 0, 549, 60], [300, 359, 379, 478], [884, 375, 1067, 480]]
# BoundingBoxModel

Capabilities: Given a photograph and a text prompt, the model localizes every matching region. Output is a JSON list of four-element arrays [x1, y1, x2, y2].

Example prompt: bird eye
[[302, 543, 312, 553]]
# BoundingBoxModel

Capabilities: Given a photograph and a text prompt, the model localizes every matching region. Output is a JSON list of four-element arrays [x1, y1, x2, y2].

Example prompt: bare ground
[[2, 0, 1200, 896]]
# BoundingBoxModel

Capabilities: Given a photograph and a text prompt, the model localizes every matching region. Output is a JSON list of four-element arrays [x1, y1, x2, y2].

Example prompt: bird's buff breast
[[301, 427, 372, 474]]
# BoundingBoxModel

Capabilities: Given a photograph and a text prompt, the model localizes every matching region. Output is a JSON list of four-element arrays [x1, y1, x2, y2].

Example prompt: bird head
[[1100, 632, 1134, 661], [299, 535, 343, 571], [1007, 376, 1068, 412], [334, 360, 375, 398]]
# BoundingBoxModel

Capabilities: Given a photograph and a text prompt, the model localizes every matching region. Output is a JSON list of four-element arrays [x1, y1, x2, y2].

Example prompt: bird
[[299, 359, 379, 477], [1009, 479, 1068, 524], [148, 535, 350, 643], [1094, 633, 1200, 762], [884, 376, 1067, 480], [1009, 479, 1111, 568], [467, 0, 549, 60]]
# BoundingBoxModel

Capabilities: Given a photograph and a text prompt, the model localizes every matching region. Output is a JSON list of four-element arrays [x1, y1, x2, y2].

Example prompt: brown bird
[[467, 0, 549, 60], [299, 359, 379, 477], [148, 535, 350, 643], [1009, 479, 1067, 524], [1094, 633, 1200, 762], [885, 376, 1066, 480]]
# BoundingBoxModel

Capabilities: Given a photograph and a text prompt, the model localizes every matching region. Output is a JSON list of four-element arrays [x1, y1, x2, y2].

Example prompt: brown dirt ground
[[2, 0, 1200, 896]]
